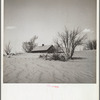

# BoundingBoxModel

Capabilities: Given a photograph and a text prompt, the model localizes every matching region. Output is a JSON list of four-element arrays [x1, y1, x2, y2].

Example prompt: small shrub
[[4, 42, 12, 55], [52, 53, 60, 60], [10, 53, 15, 56], [39, 55, 43, 58], [39, 54, 47, 59], [39, 53, 66, 61], [60, 55, 66, 61]]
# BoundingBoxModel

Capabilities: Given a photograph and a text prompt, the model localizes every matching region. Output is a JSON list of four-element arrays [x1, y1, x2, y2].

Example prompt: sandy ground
[[3, 50, 96, 83]]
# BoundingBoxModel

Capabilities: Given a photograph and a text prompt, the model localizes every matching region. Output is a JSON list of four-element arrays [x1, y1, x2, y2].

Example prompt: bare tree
[[22, 35, 38, 53], [4, 42, 12, 55], [54, 27, 87, 60]]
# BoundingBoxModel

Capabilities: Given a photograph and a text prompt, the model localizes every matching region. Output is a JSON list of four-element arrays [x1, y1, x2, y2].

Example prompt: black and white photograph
[[3, 0, 97, 83]]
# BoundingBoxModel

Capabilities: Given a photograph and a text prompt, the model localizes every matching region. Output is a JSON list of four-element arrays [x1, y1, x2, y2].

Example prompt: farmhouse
[[31, 44, 55, 53], [75, 45, 85, 51]]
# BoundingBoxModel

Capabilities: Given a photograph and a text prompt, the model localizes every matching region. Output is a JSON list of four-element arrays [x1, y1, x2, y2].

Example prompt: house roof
[[32, 45, 53, 52]]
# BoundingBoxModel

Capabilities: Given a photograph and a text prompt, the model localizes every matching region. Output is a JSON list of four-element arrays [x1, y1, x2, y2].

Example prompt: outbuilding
[[31, 44, 55, 53]]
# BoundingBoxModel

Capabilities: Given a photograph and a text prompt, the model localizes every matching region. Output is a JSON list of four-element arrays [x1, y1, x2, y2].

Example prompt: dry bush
[[86, 40, 96, 50], [51, 53, 66, 61], [4, 42, 12, 55], [22, 35, 38, 53], [39, 53, 66, 61], [54, 27, 87, 60]]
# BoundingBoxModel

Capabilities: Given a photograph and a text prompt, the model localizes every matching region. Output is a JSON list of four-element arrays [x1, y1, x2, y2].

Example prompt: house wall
[[47, 46, 55, 53], [31, 50, 48, 53]]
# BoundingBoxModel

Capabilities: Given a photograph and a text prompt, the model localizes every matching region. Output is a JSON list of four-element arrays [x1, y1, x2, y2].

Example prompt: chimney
[[42, 44, 44, 46]]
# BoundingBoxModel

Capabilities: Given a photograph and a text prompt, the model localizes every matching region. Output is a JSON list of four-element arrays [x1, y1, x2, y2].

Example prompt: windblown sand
[[3, 50, 96, 83]]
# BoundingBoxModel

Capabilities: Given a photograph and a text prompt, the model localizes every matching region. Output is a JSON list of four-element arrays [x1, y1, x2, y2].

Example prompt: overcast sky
[[4, 0, 96, 52]]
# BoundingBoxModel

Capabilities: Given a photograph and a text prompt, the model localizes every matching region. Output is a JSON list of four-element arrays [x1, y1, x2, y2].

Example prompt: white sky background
[[4, 0, 96, 53]]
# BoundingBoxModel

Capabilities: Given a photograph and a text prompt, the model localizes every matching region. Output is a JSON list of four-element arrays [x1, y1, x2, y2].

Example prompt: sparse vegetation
[[54, 27, 87, 60], [4, 42, 12, 55], [85, 40, 96, 50], [39, 53, 66, 61], [22, 35, 38, 53], [51, 53, 66, 61], [39, 27, 87, 61]]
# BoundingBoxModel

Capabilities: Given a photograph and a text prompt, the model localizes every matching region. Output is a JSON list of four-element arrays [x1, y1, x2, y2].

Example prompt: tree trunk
[[70, 48, 75, 59]]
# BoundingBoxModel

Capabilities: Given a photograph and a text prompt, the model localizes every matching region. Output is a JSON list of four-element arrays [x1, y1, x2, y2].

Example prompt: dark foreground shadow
[[71, 57, 87, 60]]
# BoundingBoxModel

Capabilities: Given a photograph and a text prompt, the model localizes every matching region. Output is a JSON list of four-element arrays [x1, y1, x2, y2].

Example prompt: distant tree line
[[85, 40, 96, 50]]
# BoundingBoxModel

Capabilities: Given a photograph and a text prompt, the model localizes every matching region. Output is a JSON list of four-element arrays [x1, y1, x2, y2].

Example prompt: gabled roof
[[32, 45, 53, 52]]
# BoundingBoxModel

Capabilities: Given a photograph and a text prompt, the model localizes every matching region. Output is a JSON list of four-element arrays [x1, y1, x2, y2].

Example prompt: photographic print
[[3, 0, 97, 83]]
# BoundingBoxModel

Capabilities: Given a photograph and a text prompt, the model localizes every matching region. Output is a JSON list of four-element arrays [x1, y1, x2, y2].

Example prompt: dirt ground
[[3, 50, 96, 83]]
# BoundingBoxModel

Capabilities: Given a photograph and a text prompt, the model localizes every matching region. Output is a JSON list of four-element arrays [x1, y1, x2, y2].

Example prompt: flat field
[[3, 50, 96, 83]]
